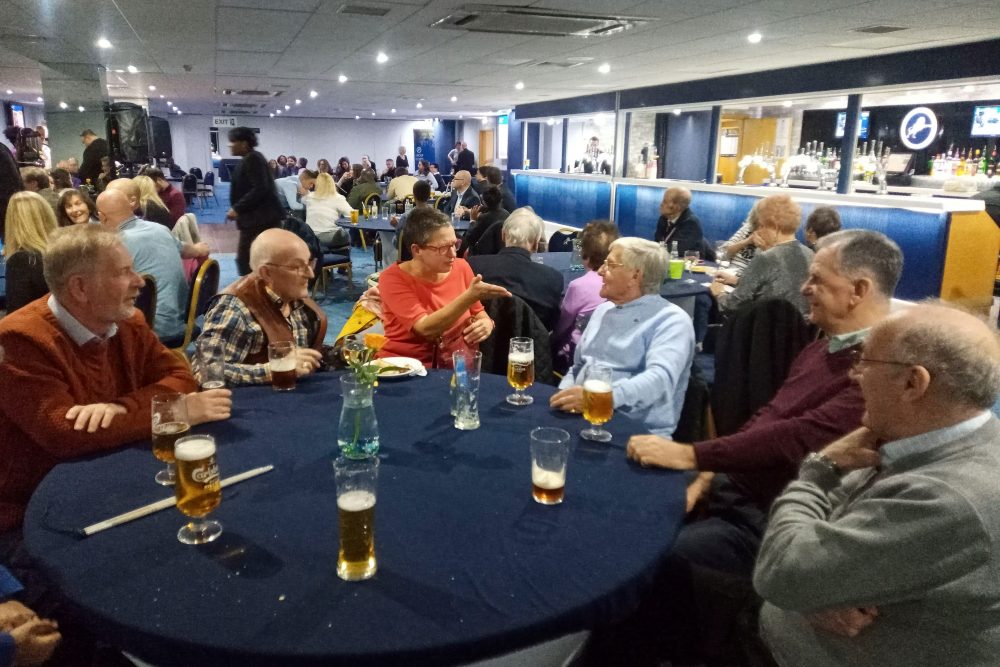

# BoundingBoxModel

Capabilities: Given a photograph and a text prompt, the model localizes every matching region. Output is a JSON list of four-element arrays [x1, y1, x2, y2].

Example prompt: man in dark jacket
[[226, 127, 283, 275], [469, 207, 563, 331], [78, 129, 109, 185], [455, 142, 475, 174], [441, 170, 481, 221], [654, 186, 703, 255]]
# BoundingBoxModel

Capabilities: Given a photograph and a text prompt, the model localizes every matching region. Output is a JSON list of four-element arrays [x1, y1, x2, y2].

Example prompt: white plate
[[368, 357, 425, 378]]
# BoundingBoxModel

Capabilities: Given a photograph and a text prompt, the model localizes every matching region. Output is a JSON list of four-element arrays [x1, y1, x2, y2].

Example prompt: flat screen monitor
[[885, 152, 913, 174], [9, 103, 24, 128], [835, 111, 869, 140], [971, 106, 1000, 137]]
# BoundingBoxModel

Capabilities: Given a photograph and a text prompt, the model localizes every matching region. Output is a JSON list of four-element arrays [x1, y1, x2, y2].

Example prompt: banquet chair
[[547, 228, 578, 253], [136, 273, 157, 328], [197, 171, 217, 207], [434, 194, 450, 210], [181, 174, 199, 208], [169, 259, 219, 353], [314, 252, 353, 297], [480, 295, 555, 385]]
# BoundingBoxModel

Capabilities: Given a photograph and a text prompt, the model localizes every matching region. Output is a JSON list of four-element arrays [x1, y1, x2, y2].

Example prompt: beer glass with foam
[[173, 434, 222, 544], [530, 427, 571, 505], [268, 340, 297, 391], [333, 456, 379, 581], [506, 337, 535, 406], [581, 363, 614, 442], [151, 393, 190, 485]]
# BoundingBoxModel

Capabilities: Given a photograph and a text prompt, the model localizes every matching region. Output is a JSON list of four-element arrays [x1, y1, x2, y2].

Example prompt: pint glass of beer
[[333, 456, 379, 581], [268, 341, 297, 391], [581, 363, 614, 442], [151, 393, 190, 485], [173, 434, 223, 545], [506, 337, 535, 406], [529, 427, 571, 505]]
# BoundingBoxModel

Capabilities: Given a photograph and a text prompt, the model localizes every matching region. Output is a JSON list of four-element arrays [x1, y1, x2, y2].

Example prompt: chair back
[[674, 364, 711, 442], [362, 192, 380, 210], [434, 194, 450, 210], [136, 273, 157, 327], [182, 174, 198, 195], [173, 259, 219, 351], [548, 228, 578, 253], [480, 295, 555, 386], [203, 171, 215, 188]]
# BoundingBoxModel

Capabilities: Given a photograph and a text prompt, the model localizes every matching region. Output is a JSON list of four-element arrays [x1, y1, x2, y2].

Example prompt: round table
[[24, 372, 685, 667]]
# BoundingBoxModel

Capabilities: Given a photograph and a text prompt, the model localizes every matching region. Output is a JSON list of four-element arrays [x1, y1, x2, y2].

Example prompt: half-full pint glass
[[334, 456, 379, 581], [174, 435, 222, 544], [268, 341, 297, 391], [530, 427, 571, 505], [151, 393, 190, 485]]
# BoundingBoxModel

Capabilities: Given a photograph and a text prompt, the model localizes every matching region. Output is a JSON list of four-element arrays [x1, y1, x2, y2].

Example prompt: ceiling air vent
[[222, 89, 282, 97], [430, 5, 653, 38], [533, 61, 584, 69], [339, 5, 391, 18], [852, 25, 908, 34]]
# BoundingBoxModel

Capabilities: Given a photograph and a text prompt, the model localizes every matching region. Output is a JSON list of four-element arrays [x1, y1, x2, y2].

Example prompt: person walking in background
[[226, 127, 283, 275]]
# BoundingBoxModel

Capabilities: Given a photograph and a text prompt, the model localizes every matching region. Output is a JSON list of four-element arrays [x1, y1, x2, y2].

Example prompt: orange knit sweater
[[0, 297, 197, 532]]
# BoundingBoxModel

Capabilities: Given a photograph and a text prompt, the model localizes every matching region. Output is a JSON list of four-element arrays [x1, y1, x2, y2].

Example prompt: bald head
[[452, 170, 472, 191], [105, 178, 140, 211], [877, 302, 1000, 410], [96, 189, 137, 228], [249, 228, 308, 271], [660, 187, 692, 219]]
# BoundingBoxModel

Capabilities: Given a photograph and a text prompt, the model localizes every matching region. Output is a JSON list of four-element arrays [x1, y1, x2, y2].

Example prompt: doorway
[[479, 130, 495, 167]]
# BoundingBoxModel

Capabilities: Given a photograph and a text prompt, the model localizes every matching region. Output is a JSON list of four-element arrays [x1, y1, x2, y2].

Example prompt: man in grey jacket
[[754, 302, 1000, 666]]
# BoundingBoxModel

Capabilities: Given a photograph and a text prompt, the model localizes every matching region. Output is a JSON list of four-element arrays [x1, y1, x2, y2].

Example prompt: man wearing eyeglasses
[[587, 230, 903, 666], [755, 302, 1000, 665], [193, 229, 327, 386]]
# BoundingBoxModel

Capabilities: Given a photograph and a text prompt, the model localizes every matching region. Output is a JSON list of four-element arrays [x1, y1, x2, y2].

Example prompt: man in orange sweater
[[0, 225, 232, 536]]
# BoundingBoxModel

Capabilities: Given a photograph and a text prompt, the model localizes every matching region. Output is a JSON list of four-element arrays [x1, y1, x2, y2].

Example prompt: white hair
[[501, 206, 545, 250], [610, 237, 667, 295]]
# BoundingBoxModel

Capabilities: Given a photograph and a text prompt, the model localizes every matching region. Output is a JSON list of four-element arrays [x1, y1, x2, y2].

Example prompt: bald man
[[654, 186, 703, 255], [105, 176, 171, 228], [193, 229, 327, 386], [441, 169, 481, 220], [96, 189, 190, 343], [755, 303, 1000, 665]]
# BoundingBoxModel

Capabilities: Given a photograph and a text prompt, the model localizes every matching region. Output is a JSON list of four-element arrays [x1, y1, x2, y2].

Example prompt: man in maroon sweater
[[604, 230, 903, 665]]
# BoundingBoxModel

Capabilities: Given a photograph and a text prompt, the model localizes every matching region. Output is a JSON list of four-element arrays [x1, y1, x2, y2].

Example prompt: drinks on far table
[[152, 421, 190, 464], [506, 337, 535, 406], [268, 341, 297, 391], [173, 435, 223, 545], [334, 456, 379, 581], [350, 209, 359, 224], [337, 489, 376, 580], [151, 393, 189, 485], [531, 461, 566, 505], [583, 379, 613, 426]]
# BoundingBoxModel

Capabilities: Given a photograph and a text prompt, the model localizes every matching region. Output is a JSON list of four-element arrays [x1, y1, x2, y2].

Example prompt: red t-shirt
[[378, 259, 484, 367]]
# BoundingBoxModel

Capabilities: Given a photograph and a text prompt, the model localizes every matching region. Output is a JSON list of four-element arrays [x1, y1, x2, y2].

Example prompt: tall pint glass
[[174, 435, 222, 545], [334, 456, 379, 581]]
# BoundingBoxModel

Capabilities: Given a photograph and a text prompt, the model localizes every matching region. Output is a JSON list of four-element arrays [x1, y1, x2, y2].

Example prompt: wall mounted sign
[[212, 116, 238, 127], [900, 107, 938, 150]]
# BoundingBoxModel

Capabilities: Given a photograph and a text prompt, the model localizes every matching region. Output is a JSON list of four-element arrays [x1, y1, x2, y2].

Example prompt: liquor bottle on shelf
[[979, 148, 988, 176]]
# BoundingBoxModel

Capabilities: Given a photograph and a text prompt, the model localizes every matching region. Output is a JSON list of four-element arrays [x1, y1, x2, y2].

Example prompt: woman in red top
[[378, 208, 509, 367]]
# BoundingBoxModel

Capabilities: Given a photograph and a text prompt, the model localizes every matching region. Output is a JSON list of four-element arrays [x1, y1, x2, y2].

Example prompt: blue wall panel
[[665, 111, 712, 182], [514, 174, 612, 227]]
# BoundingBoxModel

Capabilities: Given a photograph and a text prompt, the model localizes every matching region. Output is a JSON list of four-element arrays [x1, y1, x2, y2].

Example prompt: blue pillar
[[837, 94, 862, 194], [705, 105, 722, 184], [560, 118, 569, 173], [526, 123, 540, 169]]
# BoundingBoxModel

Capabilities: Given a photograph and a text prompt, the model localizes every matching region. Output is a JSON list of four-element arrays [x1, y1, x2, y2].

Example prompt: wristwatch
[[800, 452, 843, 490]]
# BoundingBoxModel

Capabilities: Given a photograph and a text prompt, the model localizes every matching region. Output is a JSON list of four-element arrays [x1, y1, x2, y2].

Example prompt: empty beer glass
[[174, 434, 222, 544], [195, 340, 225, 390], [506, 337, 535, 406], [581, 363, 614, 442], [530, 427, 571, 505], [334, 456, 379, 581], [151, 393, 190, 485]]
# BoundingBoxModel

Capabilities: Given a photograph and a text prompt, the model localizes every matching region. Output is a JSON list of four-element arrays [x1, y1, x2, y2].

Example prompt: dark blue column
[[621, 111, 632, 178], [507, 111, 524, 172], [526, 122, 540, 169], [837, 94, 862, 194], [434, 120, 457, 173], [560, 118, 569, 173], [705, 105, 722, 184]]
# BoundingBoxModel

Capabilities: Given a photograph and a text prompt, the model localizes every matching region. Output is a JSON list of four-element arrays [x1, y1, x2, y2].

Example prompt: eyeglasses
[[421, 243, 458, 256], [265, 262, 313, 276], [600, 259, 625, 270], [847, 348, 912, 372]]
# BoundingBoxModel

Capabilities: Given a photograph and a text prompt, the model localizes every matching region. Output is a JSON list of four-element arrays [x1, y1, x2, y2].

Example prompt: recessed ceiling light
[[963, 84, 975, 92], [451, 96, 457, 102], [167, 101, 172, 105], [159, 94, 164, 98], [481, 117, 488, 125], [782, 100, 793, 107], [4, 89, 11, 95], [515, 81, 524, 90], [78, 106, 85, 112], [355, 115, 360, 120], [127, 64, 138, 73], [338, 74, 348, 83], [176, 110, 182, 115], [284, 104, 290, 110], [376, 51, 388, 64], [459, 115, 463, 119], [295, 99, 301, 105], [309, 90, 318, 98], [371, 112, 375, 116], [37, 96, 43, 102], [391, 108, 396, 113], [96, 37, 112, 49], [547, 118, 555, 125], [148, 85, 156, 91], [59, 101, 68, 109], [673, 108, 681, 115], [416, 102, 423, 109], [269, 113, 274, 117], [114, 69, 124, 73], [747, 32, 762, 44], [598, 63, 610, 74], [276, 109, 282, 114]]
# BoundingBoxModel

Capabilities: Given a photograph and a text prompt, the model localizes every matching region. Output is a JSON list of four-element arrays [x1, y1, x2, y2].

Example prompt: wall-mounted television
[[835, 111, 869, 140], [8, 103, 24, 128], [971, 106, 1000, 137]]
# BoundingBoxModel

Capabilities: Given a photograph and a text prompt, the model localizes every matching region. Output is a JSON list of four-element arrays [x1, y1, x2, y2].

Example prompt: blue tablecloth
[[536, 252, 711, 299], [24, 372, 685, 667]]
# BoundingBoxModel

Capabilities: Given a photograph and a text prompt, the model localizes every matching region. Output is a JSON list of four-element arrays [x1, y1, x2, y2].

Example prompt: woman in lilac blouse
[[552, 220, 620, 373]]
